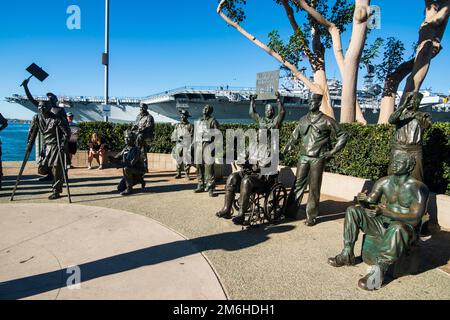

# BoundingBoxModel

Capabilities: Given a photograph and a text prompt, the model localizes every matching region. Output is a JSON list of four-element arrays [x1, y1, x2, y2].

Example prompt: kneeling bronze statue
[[328, 152, 429, 291], [109, 131, 146, 196]]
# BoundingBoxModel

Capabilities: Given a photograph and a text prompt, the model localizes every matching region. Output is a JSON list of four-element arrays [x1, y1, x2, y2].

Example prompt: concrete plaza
[[1, 163, 449, 300]]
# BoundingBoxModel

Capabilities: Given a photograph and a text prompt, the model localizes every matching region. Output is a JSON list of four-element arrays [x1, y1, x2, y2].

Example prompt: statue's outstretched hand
[[21, 78, 30, 87]]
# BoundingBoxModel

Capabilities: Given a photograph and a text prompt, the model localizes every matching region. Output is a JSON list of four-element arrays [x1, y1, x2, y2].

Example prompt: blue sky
[[0, 0, 449, 119]]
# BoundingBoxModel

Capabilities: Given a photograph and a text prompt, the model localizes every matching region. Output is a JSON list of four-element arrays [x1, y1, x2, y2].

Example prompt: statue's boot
[[358, 263, 388, 291], [232, 213, 245, 225], [141, 177, 146, 189], [327, 249, 356, 267], [39, 174, 53, 182], [216, 187, 235, 219], [121, 188, 133, 196], [194, 184, 205, 193], [304, 218, 316, 227], [48, 192, 61, 200], [232, 208, 248, 226], [233, 193, 251, 225]]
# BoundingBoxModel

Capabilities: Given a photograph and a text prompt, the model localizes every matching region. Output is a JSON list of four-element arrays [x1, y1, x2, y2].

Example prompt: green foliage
[[375, 37, 406, 83], [422, 122, 450, 195], [78, 122, 131, 152], [298, 0, 354, 49], [78, 122, 175, 154], [361, 37, 384, 69], [219, 0, 247, 23], [78, 121, 450, 195], [268, 29, 306, 67]]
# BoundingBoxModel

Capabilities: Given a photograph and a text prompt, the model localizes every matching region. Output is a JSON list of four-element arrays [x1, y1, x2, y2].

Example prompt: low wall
[[70, 151, 450, 229], [71, 151, 231, 179]]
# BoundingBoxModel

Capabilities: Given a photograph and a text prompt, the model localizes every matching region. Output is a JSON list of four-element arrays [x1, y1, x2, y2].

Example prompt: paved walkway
[[1, 165, 450, 300], [0, 203, 226, 300]]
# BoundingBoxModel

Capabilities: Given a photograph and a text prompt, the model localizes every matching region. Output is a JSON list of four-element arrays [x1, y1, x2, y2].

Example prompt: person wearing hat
[[66, 112, 80, 167], [388, 91, 432, 182], [22, 78, 71, 180], [131, 103, 155, 173], [171, 109, 194, 179], [193, 104, 220, 197]]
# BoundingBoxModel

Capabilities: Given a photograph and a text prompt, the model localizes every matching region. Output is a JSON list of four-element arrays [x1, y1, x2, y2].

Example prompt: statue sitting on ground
[[109, 131, 146, 196], [327, 152, 429, 291]]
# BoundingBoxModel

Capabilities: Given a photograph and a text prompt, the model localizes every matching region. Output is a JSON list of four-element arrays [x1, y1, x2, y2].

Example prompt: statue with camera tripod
[[10, 65, 72, 202]]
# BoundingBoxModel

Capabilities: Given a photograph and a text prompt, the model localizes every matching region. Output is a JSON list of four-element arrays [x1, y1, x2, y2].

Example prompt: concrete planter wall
[[71, 151, 230, 180], [70, 151, 450, 229]]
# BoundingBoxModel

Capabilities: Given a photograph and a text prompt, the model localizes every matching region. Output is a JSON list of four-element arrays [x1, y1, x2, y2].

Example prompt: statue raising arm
[[388, 92, 414, 125], [248, 94, 260, 123], [273, 91, 286, 129], [21, 78, 39, 108]]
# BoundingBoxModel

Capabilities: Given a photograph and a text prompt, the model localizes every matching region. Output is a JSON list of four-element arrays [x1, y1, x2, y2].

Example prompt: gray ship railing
[[6, 95, 141, 104]]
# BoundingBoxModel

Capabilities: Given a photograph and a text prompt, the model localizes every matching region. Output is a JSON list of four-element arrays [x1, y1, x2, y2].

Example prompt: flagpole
[[103, 0, 110, 122]]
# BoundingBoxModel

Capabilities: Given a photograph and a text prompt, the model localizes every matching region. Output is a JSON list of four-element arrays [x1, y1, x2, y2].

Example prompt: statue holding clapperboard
[[11, 64, 72, 202]]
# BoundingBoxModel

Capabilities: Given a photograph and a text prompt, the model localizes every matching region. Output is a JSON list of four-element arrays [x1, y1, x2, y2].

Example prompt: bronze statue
[[283, 93, 348, 226], [22, 78, 71, 181], [217, 92, 286, 225], [0, 113, 8, 190], [171, 109, 194, 179], [27, 100, 71, 199], [193, 104, 220, 197], [131, 103, 155, 173], [109, 131, 146, 196], [328, 152, 429, 291], [388, 91, 432, 182], [249, 92, 286, 130]]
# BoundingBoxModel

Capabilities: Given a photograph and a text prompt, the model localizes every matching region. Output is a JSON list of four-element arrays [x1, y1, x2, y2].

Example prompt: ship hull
[[8, 96, 450, 124]]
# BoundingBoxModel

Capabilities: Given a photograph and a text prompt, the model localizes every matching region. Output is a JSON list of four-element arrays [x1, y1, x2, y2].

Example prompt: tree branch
[[217, 0, 323, 94], [383, 58, 415, 97], [280, 0, 318, 70]]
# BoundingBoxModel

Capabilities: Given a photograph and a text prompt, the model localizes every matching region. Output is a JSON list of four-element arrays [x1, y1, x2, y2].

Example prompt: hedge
[[78, 121, 450, 195]]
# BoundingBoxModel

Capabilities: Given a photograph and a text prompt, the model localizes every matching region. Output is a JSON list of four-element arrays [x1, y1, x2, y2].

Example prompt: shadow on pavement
[[0, 225, 295, 300]]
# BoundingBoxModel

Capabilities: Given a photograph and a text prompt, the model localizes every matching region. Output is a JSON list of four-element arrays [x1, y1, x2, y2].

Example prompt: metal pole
[[103, 0, 110, 122]]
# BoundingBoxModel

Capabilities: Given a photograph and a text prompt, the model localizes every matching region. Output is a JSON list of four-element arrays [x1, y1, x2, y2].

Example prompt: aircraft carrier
[[6, 78, 450, 124]]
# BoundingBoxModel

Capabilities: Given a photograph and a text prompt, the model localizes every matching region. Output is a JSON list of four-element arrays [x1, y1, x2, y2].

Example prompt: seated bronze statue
[[215, 160, 260, 219], [328, 152, 429, 291], [109, 131, 146, 196], [216, 159, 278, 226]]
